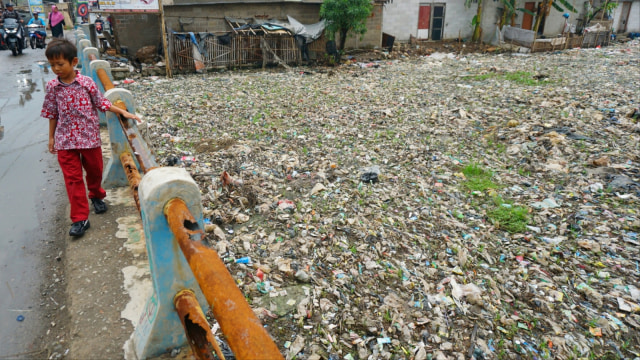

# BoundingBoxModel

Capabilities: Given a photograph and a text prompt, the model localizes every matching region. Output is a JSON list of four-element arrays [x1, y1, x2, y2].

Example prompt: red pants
[[57, 148, 107, 222]]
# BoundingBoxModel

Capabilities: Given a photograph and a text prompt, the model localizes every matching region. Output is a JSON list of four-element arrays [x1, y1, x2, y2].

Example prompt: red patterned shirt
[[41, 72, 112, 150]]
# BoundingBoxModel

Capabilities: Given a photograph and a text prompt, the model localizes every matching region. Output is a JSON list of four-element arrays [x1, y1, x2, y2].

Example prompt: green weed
[[462, 163, 501, 191], [504, 71, 539, 86], [487, 197, 529, 233], [470, 73, 498, 81], [469, 71, 542, 86]]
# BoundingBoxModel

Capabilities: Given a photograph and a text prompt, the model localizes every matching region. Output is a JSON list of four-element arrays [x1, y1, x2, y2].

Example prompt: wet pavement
[[0, 47, 61, 357]]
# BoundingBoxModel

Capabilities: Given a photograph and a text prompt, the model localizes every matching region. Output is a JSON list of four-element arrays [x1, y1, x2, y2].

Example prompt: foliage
[[464, 0, 484, 42], [498, 0, 535, 29], [462, 164, 501, 191], [487, 197, 529, 233], [587, 1, 619, 23], [320, 0, 373, 52], [533, 0, 577, 34]]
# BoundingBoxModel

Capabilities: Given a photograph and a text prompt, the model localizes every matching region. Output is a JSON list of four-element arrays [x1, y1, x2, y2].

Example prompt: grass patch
[[462, 163, 501, 191], [504, 71, 539, 86], [470, 73, 498, 81], [487, 197, 529, 233], [468, 71, 541, 86]]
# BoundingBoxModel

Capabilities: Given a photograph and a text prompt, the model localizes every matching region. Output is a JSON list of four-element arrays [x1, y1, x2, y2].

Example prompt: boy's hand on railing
[[123, 111, 142, 124]]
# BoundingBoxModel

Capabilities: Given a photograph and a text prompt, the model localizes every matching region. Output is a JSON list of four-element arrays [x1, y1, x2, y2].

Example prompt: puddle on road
[[14, 61, 51, 107], [0, 60, 54, 143]]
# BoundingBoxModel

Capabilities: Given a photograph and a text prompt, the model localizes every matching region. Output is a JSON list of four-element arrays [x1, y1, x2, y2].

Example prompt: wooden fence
[[169, 33, 325, 72]]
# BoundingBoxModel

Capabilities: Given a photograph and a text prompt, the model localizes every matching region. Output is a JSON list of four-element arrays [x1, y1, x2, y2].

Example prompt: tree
[[320, 0, 373, 52], [465, 0, 484, 42], [498, 0, 535, 29], [532, 0, 577, 34]]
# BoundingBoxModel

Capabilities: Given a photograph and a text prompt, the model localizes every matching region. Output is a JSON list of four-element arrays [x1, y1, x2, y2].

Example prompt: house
[[161, 0, 387, 49], [611, 0, 640, 33], [382, 0, 638, 44], [99, 0, 390, 62]]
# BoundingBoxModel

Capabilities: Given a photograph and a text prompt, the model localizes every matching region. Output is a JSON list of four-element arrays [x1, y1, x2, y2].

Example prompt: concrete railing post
[[124, 167, 208, 360], [81, 47, 98, 77], [86, 51, 110, 126], [102, 88, 151, 188], [77, 39, 91, 71], [79, 24, 91, 45], [75, 30, 86, 47]]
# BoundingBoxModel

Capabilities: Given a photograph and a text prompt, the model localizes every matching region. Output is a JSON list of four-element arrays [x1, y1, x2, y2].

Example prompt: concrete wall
[[164, 2, 384, 49], [343, 3, 384, 49], [382, 0, 484, 42], [381, 0, 419, 41], [383, 0, 586, 43], [612, 1, 640, 33], [164, 3, 321, 33], [111, 13, 162, 55]]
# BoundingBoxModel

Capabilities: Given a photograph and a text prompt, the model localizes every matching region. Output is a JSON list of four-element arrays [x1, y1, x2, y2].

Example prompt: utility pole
[[158, 0, 172, 78]]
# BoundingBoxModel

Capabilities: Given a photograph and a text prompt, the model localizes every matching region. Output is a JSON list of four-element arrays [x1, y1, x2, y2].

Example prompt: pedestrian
[[48, 5, 64, 38], [40, 39, 141, 237]]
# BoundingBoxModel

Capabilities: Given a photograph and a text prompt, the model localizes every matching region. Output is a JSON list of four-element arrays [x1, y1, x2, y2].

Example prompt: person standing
[[48, 5, 65, 38], [41, 39, 141, 237]]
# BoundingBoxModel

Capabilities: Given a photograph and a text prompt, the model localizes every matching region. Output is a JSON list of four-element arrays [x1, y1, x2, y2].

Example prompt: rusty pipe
[[111, 99, 157, 173], [120, 152, 142, 212], [174, 289, 226, 360], [164, 198, 283, 360], [87, 53, 157, 172], [88, 53, 115, 91]]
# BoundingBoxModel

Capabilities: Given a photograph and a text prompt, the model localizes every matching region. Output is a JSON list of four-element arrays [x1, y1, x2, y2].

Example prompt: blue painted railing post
[[85, 48, 109, 126], [75, 31, 86, 48], [77, 39, 91, 72], [83, 47, 99, 77], [101, 88, 149, 188], [124, 167, 208, 359], [79, 24, 91, 44], [80, 46, 98, 77]]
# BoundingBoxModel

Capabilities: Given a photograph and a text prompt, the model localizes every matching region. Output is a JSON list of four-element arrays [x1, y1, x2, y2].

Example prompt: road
[[0, 42, 64, 357]]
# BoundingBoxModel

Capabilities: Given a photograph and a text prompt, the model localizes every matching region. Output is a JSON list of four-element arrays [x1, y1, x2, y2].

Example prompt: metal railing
[[75, 30, 283, 360]]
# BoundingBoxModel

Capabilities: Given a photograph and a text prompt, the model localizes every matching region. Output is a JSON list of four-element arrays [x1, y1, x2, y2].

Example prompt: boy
[[41, 38, 140, 237]]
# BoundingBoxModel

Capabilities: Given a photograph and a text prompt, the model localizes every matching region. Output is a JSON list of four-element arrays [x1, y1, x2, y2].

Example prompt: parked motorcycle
[[0, 28, 8, 50], [26, 23, 45, 49], [2, 18, 26, 56]]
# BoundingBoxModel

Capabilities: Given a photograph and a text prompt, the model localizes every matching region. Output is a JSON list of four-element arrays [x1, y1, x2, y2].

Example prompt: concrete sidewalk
[[57, 130, 157, 359]]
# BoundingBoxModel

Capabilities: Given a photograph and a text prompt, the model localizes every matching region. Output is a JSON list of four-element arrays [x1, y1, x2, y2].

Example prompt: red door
[[522, 2, 535, 30], [418, 5, 431, 38]]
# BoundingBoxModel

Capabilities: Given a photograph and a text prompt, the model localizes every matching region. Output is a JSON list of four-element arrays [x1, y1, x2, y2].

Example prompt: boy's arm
[[85, 77, 142, 123], [109, 104, 142, 123], [48, 119, 57, 154]]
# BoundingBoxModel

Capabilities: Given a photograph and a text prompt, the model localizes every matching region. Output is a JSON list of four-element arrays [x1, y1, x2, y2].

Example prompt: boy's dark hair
[[45, 39, 77, 62]]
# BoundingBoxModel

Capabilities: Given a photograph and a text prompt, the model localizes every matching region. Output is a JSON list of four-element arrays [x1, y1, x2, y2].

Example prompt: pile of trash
[[127, 41, 640, 359]]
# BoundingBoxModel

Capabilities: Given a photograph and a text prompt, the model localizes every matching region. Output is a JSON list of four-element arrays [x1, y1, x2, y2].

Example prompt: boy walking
[[41, 39, 140, 237]]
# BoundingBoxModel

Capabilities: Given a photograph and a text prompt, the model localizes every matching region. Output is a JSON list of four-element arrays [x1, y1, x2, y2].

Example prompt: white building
[[382, 0, 639, 43]]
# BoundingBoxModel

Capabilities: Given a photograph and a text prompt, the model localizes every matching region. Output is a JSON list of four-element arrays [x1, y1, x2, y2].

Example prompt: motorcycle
[[0, 28, 8, 50], [2, 18, 26, 56], [26, 23, 46, 49]]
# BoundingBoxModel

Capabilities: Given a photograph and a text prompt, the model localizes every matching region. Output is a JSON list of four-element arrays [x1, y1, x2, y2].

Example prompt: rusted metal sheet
[[164, 198, 283, 360], [120, 152, 142, 211], [174, 289, 226, 360]]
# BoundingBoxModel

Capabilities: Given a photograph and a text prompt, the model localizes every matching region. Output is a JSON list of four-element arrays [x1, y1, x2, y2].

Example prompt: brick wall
[[164, 2, 384, 50], [164, 3, 322, 33], [111, 13, 161, 55], [342, 3, 383, 49]]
